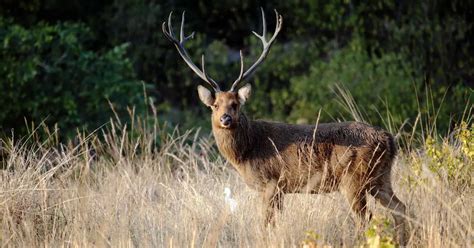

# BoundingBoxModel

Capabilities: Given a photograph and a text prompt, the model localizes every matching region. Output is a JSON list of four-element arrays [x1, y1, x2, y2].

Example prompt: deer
[[163, 9, 408, 245]]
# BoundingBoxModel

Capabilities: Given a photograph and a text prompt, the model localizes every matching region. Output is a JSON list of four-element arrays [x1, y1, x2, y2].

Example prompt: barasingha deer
[[163, 9, 408, 245]]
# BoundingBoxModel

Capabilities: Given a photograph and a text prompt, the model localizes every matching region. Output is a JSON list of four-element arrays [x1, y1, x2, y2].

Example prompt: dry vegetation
[[0, 110, 472, 247]]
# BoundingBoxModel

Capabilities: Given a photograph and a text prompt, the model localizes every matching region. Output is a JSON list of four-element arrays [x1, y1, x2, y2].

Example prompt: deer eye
[[231, 103, 238, 110], [213, 104, 219, 109]]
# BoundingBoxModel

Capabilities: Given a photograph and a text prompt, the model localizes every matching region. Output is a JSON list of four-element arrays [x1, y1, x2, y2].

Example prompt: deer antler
[[230, 8, 283, 92], [162, 11, 221, 92]]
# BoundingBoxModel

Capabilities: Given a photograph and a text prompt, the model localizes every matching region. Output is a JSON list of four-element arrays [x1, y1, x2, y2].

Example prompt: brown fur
[[206, 91, 407, 244]]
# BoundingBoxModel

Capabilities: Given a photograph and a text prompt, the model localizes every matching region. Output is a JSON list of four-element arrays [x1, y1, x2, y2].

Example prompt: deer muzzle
[[220, 114, 232, 127]]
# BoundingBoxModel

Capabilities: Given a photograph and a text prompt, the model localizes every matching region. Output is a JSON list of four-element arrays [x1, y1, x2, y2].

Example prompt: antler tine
[[201, 55, 216, 85], [180, 11, 185, 42], [261, 8, 267, 40], [271, 9, 283, 43], [230, 8, 283, 91], [231, 50, 245, 88], [162, 11, 221, 92]]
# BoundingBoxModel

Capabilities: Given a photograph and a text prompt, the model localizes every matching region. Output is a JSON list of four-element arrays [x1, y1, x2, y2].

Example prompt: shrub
[[422, 121, 473, 187], [364, 217, 396, 248], [0, 18, 145, 137], [283, 38, 417, 127]]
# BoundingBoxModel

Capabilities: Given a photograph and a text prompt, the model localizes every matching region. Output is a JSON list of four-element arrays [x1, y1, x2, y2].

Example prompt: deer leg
[[340, 180, 372, 229], [261, 180, 284, 226], [370, 185, 407, 246]]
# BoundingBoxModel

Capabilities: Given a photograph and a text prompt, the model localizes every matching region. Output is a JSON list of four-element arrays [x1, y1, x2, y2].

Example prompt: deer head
[[163, 8, 282, 129]]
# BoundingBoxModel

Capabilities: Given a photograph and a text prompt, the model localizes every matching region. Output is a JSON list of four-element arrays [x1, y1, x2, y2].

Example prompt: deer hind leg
[[261, 180, 284, 226], [370, 182, 407, 245], [340, 180, 372, 229]]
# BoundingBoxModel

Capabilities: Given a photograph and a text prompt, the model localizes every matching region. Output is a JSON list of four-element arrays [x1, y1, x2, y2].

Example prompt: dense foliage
[[0, 18, 144, 136], [0, 0, 472, 136]]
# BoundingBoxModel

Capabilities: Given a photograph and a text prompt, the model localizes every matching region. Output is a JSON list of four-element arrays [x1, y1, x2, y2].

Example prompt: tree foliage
[[0, 18, 144, 136]]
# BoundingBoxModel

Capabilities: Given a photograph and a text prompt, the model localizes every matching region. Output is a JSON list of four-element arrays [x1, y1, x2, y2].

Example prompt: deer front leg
[[261, 180, 284, 226]]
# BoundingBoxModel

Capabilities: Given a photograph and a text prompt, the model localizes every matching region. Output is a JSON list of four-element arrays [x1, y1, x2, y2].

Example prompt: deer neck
[[212, 113, 253, 164]]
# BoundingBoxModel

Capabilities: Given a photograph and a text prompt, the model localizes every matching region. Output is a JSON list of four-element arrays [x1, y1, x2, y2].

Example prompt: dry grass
[[0, 115, 472, 247]]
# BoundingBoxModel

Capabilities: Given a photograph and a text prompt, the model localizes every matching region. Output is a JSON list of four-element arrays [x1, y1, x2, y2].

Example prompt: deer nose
[[220, 114, 232, 126]]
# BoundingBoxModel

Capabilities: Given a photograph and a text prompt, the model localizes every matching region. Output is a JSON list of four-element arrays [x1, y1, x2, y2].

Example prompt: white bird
[[224, 187, 237, 213]]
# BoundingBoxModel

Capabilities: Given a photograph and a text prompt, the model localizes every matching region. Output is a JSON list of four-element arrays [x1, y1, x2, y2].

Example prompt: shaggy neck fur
[[212, 113, 253, 164]]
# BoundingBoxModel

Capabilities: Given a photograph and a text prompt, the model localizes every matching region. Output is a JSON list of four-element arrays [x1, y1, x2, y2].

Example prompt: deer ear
[[197, 85, 215, 107], [238, 84, 252, 105]]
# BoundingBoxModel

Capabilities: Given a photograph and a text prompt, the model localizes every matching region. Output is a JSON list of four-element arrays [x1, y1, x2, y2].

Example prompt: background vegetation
[[0, 0, 472, 136]]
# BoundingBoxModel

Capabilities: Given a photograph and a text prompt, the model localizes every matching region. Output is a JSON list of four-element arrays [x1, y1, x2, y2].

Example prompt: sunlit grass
[[0, 88, 474, 247], [0, 103, 472, 247]]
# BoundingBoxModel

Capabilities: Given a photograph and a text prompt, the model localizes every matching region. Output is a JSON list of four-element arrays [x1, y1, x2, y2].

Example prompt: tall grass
[[0, 101, 472, 247]]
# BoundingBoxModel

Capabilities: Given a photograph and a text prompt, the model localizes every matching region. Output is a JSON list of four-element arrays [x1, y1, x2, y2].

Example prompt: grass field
[[0, 110, 472, 247]]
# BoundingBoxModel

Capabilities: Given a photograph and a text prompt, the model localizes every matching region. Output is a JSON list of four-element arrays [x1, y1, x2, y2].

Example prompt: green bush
[[0, 18, 145, 137], [242, 37, 418, 128], [289, 38, 419, 126], [244, 37, 471, 133]]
